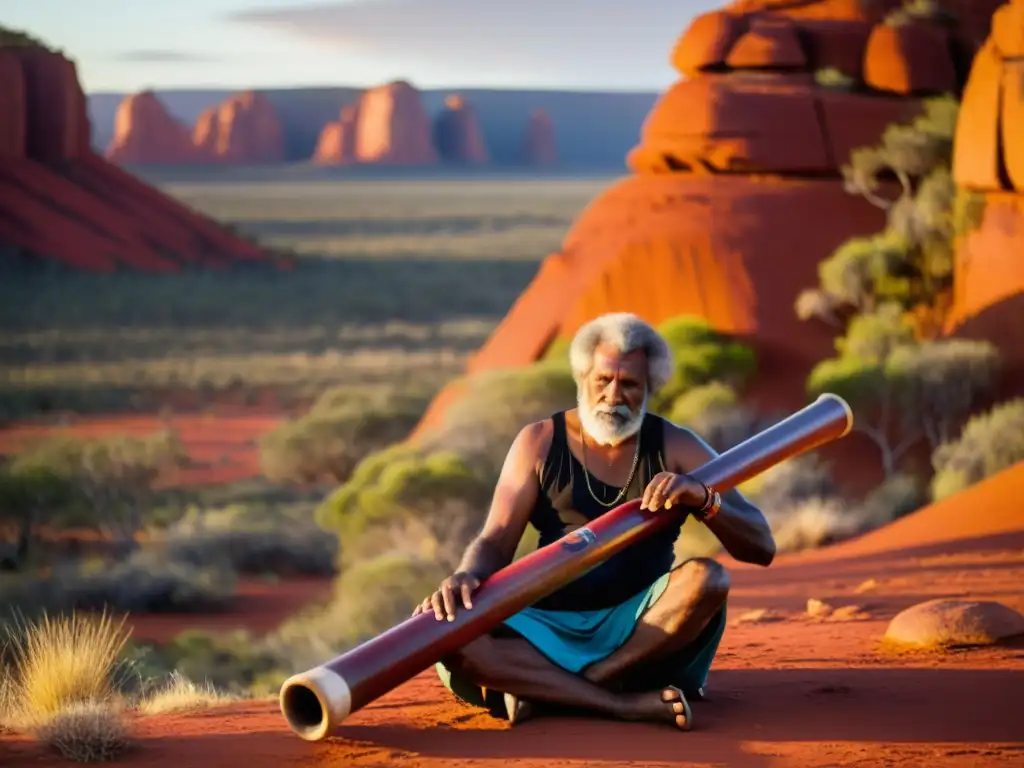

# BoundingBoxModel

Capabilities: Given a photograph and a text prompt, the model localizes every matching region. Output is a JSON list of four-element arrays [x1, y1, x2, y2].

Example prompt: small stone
[[828, 605, 872, 622], [855, 579, 879, 593], [884, 599, 1024, 649], [733, 608, 785, 625], [806, 598, 833, 618]]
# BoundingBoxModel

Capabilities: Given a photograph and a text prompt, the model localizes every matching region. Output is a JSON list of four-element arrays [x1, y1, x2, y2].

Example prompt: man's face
[[578, 343, 648, 446]]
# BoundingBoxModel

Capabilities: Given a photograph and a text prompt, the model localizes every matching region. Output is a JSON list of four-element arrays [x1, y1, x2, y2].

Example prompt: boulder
[[312, 105, 360, 166], [106, 90, 199, 165], [195, 91, 286, 164], [433, 95, 488, 165], [354, 80, 438, 165], [523, 109, 557, 166], [863, 21, 959, 94], [953, 40, 1006, 191], [884, 599, 1024, 648], [726, 17, 806, 69]]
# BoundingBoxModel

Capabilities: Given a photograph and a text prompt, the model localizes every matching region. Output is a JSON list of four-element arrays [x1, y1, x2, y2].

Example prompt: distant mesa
[[192, 90, 286, 165], [523, 109, 557, 167], [433, 95, 489, 166], [0, 27, 277, 272], [354, 80, 439, 166], [312, 104, 360, 166], [106, 90, 200, 165], [944, 0, 1024, 377], [412, 0, 1004, 436]]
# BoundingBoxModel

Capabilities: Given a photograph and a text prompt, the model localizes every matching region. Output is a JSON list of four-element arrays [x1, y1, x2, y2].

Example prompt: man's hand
[[412, 571, 481, 622], [641, 471, 708, 512]]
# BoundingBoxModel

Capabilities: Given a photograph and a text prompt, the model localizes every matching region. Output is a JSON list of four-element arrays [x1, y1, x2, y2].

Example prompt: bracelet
[[694, 486, 721, 522]]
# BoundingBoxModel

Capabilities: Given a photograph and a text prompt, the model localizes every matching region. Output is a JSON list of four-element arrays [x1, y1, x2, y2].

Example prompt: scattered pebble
[[732, 608, 785, 625], [884, 599, 1024, 649], [827, 605, 872, 622], [806, 598, 833, 619], [854, 579, 879, 594]]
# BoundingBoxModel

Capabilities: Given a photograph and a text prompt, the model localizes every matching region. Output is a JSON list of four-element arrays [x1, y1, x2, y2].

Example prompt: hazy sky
[[8, 0, 719, 93]]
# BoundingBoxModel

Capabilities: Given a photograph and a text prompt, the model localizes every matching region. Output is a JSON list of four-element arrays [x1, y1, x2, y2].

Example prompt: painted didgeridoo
[[279, 392, 854, 740]]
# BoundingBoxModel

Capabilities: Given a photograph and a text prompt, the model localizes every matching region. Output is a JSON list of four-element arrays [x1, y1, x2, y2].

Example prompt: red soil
[[122, 577, 334, 644], [0, 410, 282, 487], [4, 464, 1022, 768]]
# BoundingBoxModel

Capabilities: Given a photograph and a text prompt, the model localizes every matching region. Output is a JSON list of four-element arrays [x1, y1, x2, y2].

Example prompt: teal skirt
[[436, 571, 727, 717]]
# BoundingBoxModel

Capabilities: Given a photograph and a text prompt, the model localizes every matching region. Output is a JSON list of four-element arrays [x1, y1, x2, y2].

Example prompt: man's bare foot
[[619, 686, 692, 731]]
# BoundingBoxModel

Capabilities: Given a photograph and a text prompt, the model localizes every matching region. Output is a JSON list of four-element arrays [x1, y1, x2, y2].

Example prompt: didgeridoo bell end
[[279, 665, 353, 741]]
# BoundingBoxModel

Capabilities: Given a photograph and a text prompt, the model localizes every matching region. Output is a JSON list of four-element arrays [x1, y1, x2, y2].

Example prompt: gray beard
[[577, 390, 647, 446]]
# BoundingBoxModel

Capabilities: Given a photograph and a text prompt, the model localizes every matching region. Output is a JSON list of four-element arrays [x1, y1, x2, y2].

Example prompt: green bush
[[666, 382, 759, 452], [815, 67, 856, 91], [930, 398, 1024, 500]]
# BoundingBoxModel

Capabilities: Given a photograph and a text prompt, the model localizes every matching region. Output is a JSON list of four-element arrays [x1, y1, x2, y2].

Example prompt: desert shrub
[[815, 67, 856, 90], [1, 551, 237, 619], [807, 304, 1000, 476], [930, 398, 1024, 500], [318, 444, 492, 570], [0, 463, 84, 570], [431, 359, 576, 467], [32, 699, 132, 763], [770, 496, 855, 553], [743, 454, 839, 514], [0, 611, 130, 731], [259, 388, 428, 486], [667, 381, 763, 452], [651, 317, 757, 413], [160, 504, 337, 577], [856, 472, 927, 526]]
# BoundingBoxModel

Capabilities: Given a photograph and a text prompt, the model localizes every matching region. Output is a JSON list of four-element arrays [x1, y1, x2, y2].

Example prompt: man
[[413, 312, 776, 731]]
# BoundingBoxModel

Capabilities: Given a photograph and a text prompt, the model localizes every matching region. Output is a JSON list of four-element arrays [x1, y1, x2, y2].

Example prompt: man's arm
[[665, 423, 776, 567], [454, 420, 547, 581]]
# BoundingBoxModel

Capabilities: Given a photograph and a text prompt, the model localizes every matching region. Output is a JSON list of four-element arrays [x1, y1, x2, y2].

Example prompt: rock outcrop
[[311, 105, 360, 166], [0, 34, 278, 272], [354, 80, 438, 166], [523, 110, 557, 166], [433, 95, 488, 165], [944, 0, 1024, 376], [192, 91, 286, 164], [413, 0, 1001, 437], [106, 91, 199, 165]]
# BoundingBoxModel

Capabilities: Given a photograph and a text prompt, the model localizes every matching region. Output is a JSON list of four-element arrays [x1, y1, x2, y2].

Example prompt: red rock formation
[[433, 95, 488, 165], [0, 40, 279, 272], [106, 91, 199, 165], [413, 0, 1002, 437], [523, 110, 557, 167], [945, 1, 1024, 377], [311, 105, 360, 166], [191, 91, 285, 165], [354, 80, 438, 166]]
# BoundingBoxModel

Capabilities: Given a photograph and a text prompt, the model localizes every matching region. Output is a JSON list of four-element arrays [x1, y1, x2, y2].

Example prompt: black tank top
[[528, 410, 683, 612]]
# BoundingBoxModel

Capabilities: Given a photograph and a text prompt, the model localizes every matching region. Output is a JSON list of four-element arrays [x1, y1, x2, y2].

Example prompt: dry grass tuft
[[138, 671, 237, 716], [32, 699, 133, 763], [1, 610, 131, 730]]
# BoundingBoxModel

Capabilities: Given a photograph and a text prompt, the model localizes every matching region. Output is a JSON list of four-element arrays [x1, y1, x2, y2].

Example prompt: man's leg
[[442, 633, 691, 728], [582, 558, 730, 688]]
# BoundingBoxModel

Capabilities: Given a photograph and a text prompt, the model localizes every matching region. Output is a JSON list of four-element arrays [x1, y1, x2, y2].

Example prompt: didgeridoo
[[279, 392, 853, 741]]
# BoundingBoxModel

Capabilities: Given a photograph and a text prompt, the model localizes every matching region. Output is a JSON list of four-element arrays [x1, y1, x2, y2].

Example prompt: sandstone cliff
[[0, 33, 277, 272], [523, 109, 557, 166], [354, 80, 438, 166], [433, 95, 488, 165], [192, 91, 286, 164], [413, 0, 1001, 436], [945, 0, 1024, 368], [106, 91, 199, 165], [311, 105, 360, 166]]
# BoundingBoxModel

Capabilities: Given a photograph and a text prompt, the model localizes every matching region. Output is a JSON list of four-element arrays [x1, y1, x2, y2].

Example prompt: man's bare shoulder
[[659, 416, 719, 468], [516, 417, 555, 458]]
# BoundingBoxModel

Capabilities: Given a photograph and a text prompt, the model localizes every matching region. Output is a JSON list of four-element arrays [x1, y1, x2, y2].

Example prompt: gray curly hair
[[568, 312, 673, 394]]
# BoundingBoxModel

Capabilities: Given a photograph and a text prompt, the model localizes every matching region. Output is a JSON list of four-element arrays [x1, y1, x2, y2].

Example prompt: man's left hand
[[641, 471, 708, 511]]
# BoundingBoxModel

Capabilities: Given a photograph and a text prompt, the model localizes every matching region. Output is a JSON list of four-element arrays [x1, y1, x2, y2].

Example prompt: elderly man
[[414, 312, 776, 730]]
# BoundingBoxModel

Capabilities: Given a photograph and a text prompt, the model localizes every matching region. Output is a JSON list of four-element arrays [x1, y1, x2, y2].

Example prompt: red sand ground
[[3, 465, 1023, 767], [0, 410, 282, 487]]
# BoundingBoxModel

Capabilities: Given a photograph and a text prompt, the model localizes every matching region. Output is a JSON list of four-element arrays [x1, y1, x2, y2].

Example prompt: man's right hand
[[412, 571, 481, 622]]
